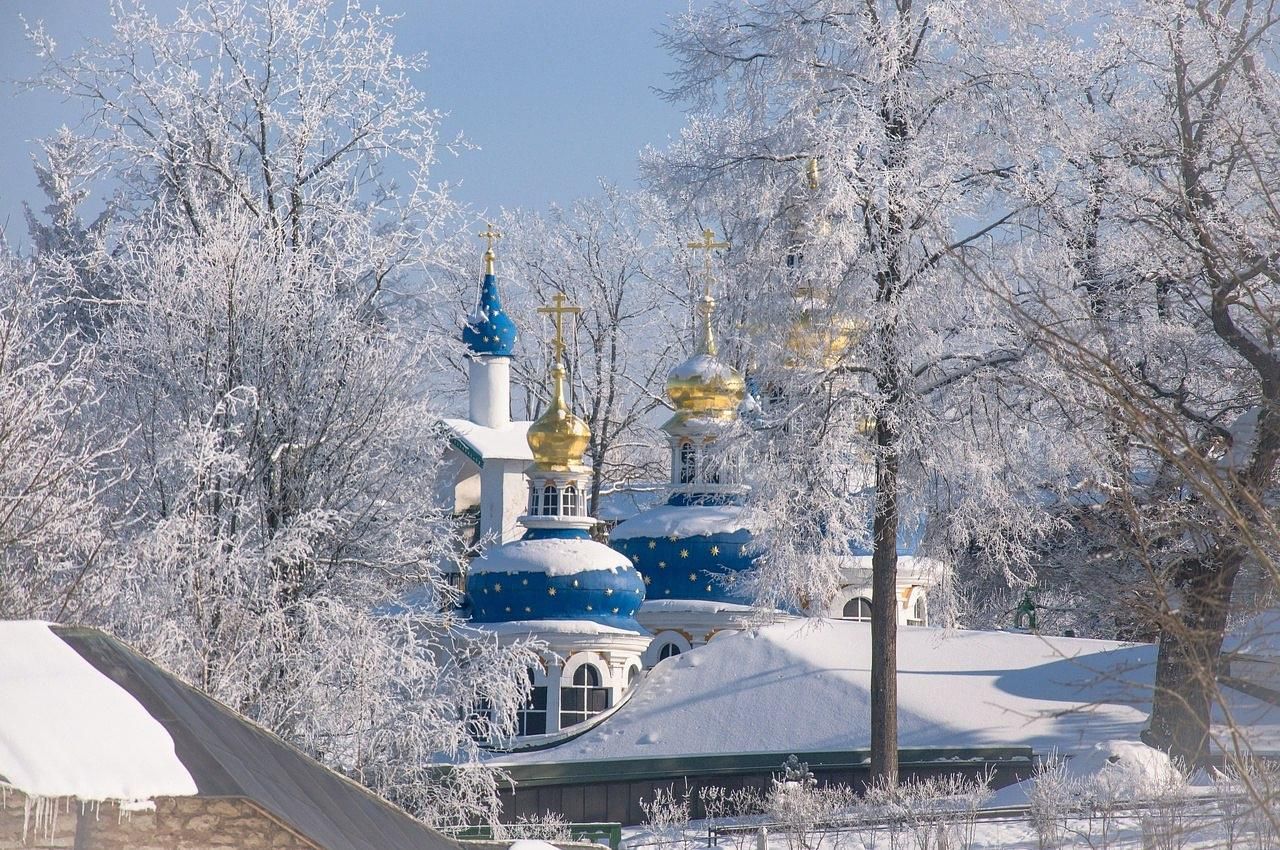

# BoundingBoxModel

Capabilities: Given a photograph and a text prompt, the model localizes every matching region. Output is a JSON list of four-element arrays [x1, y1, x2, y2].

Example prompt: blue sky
[[0, 1, 694, 243]]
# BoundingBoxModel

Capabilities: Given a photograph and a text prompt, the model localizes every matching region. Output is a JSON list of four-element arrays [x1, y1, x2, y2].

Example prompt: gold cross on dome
[[687, 227, 729, 294], [477, 222, 502, 251], [537, 292, 581, 361]]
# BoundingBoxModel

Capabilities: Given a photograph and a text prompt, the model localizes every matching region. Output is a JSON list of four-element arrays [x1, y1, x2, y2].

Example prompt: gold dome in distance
[[527, 360, 591, 471], [527, 293, 591, 471]]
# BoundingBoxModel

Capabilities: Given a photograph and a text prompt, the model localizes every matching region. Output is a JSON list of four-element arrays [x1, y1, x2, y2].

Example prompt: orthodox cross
[[537, 293, 581, 362], [478, 223, 502, 275], [477, 222, 502, 251], [686, 228, 729, 296]]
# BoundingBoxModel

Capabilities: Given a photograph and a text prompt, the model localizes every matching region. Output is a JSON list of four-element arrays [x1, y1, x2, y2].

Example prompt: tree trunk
[[870, 411, 901, 785], [1145, 547, 1241, 766]]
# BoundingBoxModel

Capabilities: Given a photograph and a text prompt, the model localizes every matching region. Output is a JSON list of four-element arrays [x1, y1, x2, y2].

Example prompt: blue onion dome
[[462, 246, 518, 357], [466, 529, 646, 629], [610, 502, 755, 604]]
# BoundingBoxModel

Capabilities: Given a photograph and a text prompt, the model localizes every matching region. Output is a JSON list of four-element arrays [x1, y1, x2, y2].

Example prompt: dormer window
[[679, 441, 696, 484]]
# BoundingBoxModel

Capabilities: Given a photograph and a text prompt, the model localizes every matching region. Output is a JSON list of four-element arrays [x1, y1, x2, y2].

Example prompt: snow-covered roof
[[493, 619, 1169, 766], [469, 537, 631, 577], [610, 503, 750, 541], [475, 619, 650, 638], [641, 599, 756, 615], [442, 418, 533, 465], [0, 622, 463, 850], [0, 621, 197, 802]]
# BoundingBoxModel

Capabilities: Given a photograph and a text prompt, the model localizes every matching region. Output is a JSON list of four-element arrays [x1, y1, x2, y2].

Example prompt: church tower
[[438, 225, 534, 549], [466, 295, 649, 739], [610, 230, 765, 664]]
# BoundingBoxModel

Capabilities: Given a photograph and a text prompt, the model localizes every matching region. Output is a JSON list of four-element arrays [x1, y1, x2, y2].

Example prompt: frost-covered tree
[[499, 189, 680, 507], [1009, 0, 1280, 767], [17, 0, 534, 824], [0, 254, 119, 622], [645, 0, 1062, 782]]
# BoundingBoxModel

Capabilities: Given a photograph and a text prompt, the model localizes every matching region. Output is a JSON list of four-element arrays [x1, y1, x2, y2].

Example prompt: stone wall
[[0, 791, 318, 850]]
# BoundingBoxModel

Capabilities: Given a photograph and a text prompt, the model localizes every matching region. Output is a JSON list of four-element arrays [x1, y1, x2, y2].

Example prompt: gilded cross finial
[[537, 292, 582, 363], [686, 228, 729, 299], [477, 223, 502, 275]]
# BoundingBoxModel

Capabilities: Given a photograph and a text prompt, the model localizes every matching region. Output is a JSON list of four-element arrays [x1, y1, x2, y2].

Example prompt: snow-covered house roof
[[492, 619, 1174, 767], [443, 417, 533, 466], [0, 621, 462, 850]]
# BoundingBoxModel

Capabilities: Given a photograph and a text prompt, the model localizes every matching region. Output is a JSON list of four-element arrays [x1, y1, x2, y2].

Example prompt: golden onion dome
[[667, 293, 746, 419], [527, 361, 591, 471]]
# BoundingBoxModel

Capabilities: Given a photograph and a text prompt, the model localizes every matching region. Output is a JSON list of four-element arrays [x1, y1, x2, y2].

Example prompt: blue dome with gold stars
[[466, 529, 647, 631], [462, 269, 518, 357], [609, 496, 755, 604]]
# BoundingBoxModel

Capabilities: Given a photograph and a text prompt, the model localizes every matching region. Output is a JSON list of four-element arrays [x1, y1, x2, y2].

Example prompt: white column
[[545, 659, 563, 734], [468, 355, 511, 429]]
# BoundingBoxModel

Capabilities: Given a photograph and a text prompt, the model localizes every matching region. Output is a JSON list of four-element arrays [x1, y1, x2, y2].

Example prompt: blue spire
[[462, 237, 518, 357]]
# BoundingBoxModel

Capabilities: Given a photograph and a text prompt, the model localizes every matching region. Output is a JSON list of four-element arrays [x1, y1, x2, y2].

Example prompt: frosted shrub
[[863, 771, 993, 850], [641, 786, 693, 850], [1028, 754, 1082, 850], [493, 811, 573, 843], [764, 758, 856, 850]]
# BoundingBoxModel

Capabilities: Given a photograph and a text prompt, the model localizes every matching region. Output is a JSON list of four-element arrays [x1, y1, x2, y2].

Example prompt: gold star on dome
[[689, 572, 697, 581], [668, 535, 679, 543], [522, 578, 529, 586], [705, 585, 713, 592], [493, 582, 502, 592], [632, 554, 641, 563], [658, 561, 667, 569], [643, 574, 652, 585], [740, 546, 748, 556], [586, 604, 593, 611], [482, 587, 489, 594], [548, 587, 557, 596], [605, 587, 614, 596], [572, 579, 580, 587], [524, 606, 532, 613], [680, 549, 690, 559], [648, 540, 657, 549], [505, 606, 512, 613], [664, 588, 671, 595], [709, 545, 720, 556], [611, 607, 619, 615]]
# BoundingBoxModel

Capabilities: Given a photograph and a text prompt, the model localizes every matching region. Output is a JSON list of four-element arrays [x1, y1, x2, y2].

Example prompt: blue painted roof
[[465, 529, 647, 631], [462, 272, 518, 357], [610, 498, 756, 605]]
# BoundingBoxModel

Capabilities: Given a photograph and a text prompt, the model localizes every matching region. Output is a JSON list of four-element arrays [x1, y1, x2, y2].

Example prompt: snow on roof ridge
[[0, 621, 198, 802]]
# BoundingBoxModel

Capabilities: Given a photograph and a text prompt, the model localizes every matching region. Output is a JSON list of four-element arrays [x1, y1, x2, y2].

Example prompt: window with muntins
[[907, 595, 927, 626], [529, 485, 541, 516], [658, 642, 682, 661], [560, 664, 609, 729], [679, 441, 696, 484], [516, 685, 547, 737], [542, 483, 557, 516], [843, 597, 872, 622], [563, 483, 579, 516]]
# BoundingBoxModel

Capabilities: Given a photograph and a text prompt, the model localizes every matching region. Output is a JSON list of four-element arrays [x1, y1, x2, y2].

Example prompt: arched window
[[529, 484, 541, 516], [842, 597, 872, 622], [542, 484, 558, 516], [516, 669, 547, 736], [658, 642, 682, 661], [907, 595, 927, 627], [627, 666, 640, 689], [679, 441, 696, 484], [561, 663, 609, 728], [563, 483, 579, 516]]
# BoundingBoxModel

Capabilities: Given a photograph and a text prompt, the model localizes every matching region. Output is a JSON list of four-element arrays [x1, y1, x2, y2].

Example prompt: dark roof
[[52, 626, 463, 850]]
